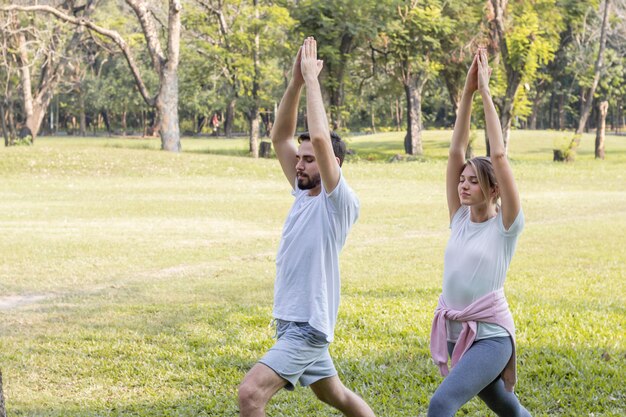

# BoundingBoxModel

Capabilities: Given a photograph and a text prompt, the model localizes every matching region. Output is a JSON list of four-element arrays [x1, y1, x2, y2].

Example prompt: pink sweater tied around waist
[[429, 288, 518, 392]]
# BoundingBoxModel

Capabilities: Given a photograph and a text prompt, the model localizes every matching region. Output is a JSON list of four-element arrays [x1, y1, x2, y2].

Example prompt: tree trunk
[[497, 71, 520, 153], [465, 141, 474, 160], [327, 33, 353, 130], [370, 101, 376, 133], [489, 0, 524, 154], [5, 1, 183, 150], [79, 87, 86, 136], [248, 0, 260, 158], [548, 91, 554, 129], [249, 111, 260, 158], [500, 110, 512, 153], [395, 97, 402, 131], [224, 98, 235, 137], [156, 0, 181, 151], [569, 0, 611, 160], [595, 100, 608, 159], [529, 90, 544, 130], [0, 100, 9, 146], [11, 5, 94, 142], [121, 110, 127, 135], [196, 114, 206, 134], [157, 67, 180, 151], [558, 94, 565, 130], [403, 77, 424, 155], [16, 31, 37, 142], [141, 110, 147, 137]]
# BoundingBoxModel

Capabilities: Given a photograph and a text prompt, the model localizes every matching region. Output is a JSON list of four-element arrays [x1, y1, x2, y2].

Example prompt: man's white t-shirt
[[273, 174, 359, 342], [442, 205, 524, 342]]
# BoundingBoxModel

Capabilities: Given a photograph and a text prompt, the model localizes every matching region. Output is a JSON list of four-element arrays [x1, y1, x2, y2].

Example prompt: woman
[[427, 49, 531, 417]]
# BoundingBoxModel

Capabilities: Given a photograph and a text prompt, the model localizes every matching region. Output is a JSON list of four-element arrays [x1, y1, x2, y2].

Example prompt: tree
[[291, 0, 382, 131], [372, 0, 453, 155], [563, 0, 612, 160], [437, 0, 485, 158], [575, 0, 611, 135], [2, 0, 183, 151], [190, 0, 293, 156], [0, 12, 18, 145], [529, 0, 597, 131], [488, 0, 563, 154], [0, 1, 99, 144], [438, 0, 485, 118], [595, 100, 608, 158]]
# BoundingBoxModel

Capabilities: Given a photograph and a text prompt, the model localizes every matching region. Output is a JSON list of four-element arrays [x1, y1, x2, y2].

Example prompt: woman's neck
[[469, 202, 497, 223]]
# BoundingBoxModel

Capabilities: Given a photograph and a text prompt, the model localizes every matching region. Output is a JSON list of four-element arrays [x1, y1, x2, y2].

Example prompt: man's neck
[[308, 186, 322, 197]]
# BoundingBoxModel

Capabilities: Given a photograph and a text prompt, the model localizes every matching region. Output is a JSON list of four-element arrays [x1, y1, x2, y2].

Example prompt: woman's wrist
[[462, 85, 476, 98]]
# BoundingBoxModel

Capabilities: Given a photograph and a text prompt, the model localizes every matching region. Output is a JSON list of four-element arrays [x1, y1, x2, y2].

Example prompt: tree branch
[[0, 4, 156, 106], [125, 0, 165, 74]]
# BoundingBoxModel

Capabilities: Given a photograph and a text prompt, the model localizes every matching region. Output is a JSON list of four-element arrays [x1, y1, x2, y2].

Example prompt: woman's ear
[[491, 184, 500, 202]]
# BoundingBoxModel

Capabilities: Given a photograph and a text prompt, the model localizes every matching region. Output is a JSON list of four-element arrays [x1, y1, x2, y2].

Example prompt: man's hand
[[291, 46, 304, 87], [300, 37, 323, 83]]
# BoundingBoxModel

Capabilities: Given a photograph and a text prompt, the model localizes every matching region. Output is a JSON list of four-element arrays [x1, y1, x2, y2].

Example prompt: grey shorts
[[258, 320, 337, 391]]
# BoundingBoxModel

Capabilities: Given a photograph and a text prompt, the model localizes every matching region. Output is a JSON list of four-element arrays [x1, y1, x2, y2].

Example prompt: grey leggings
[[427, 337, 531, 417]]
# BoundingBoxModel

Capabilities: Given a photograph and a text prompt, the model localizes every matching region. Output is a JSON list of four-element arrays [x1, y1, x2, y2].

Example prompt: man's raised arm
[[271, 47, 304, 188], [300, 37, 341, 193]]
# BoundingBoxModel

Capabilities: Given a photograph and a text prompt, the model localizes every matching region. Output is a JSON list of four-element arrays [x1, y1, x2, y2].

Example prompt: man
[[238, 37, 376, 417]]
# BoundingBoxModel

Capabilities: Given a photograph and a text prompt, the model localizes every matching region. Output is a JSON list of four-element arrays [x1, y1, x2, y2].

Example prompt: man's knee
[[238, 380, 266, 411], [313, 383, 347, 407]]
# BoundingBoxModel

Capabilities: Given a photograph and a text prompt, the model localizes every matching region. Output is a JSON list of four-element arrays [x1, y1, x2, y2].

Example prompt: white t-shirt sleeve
[[325, 174, 360, 243], [450, 205, 469, 230], [498, 208, 524, 236]]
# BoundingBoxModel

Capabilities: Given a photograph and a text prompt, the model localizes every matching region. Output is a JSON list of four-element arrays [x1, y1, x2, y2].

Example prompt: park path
[[0, 260, 226, 312], [0, 294, 51, 310]]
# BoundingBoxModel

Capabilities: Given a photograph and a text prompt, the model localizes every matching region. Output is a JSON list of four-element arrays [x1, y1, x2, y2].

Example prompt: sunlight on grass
[[0, 132, 624, 416]]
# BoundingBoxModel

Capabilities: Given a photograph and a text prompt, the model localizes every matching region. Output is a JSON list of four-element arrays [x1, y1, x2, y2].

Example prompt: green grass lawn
[[0, 130, 624, 416]]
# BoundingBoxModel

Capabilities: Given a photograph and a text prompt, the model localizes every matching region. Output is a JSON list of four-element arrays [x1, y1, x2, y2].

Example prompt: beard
[[297, 172, 321, 190]]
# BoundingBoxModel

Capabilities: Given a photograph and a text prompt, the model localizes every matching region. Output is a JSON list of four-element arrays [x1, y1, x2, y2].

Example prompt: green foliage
[[496, 0, 563, 121], [290, 0, 384, 125], [182, 0, 294, 129], [376, 0, 453, 78], [3, 0, 624, 140], [11, 134, 33, 146]]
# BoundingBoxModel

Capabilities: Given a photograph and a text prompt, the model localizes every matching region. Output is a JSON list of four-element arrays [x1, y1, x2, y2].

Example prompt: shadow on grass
[[5, 290, 625, 416]]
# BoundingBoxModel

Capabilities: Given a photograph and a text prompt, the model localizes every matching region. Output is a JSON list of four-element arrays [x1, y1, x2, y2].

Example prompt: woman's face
[[458, 164, 486, 206]]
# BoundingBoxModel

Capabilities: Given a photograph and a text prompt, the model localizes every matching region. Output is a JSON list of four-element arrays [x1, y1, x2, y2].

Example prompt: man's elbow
[[310, 134, 328, 146], [271, 131, 287, 145]]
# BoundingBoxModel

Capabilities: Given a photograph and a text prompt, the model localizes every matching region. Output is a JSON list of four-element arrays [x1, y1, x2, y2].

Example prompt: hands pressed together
[[291, 37, 323, 87], [464, 47, 492, 96]]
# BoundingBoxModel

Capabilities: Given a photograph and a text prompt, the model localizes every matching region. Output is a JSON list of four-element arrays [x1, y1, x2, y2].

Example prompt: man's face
[[295, 141, 321, 191]]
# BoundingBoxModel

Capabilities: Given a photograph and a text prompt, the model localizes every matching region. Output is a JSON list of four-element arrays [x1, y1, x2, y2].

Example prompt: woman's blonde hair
[[465, 156, 499, 204]]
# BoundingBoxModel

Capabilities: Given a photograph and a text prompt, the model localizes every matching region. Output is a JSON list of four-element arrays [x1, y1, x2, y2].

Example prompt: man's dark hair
[[297, 131, 346, 166]]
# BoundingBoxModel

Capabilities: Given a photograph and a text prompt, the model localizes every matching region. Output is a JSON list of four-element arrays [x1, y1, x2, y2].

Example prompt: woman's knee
[[428, 391, 456, 417]]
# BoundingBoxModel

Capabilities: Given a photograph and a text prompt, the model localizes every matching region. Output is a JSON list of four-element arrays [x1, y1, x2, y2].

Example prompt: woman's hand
[[477, 48, 492, 95], [463, 53, 479, 94]]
